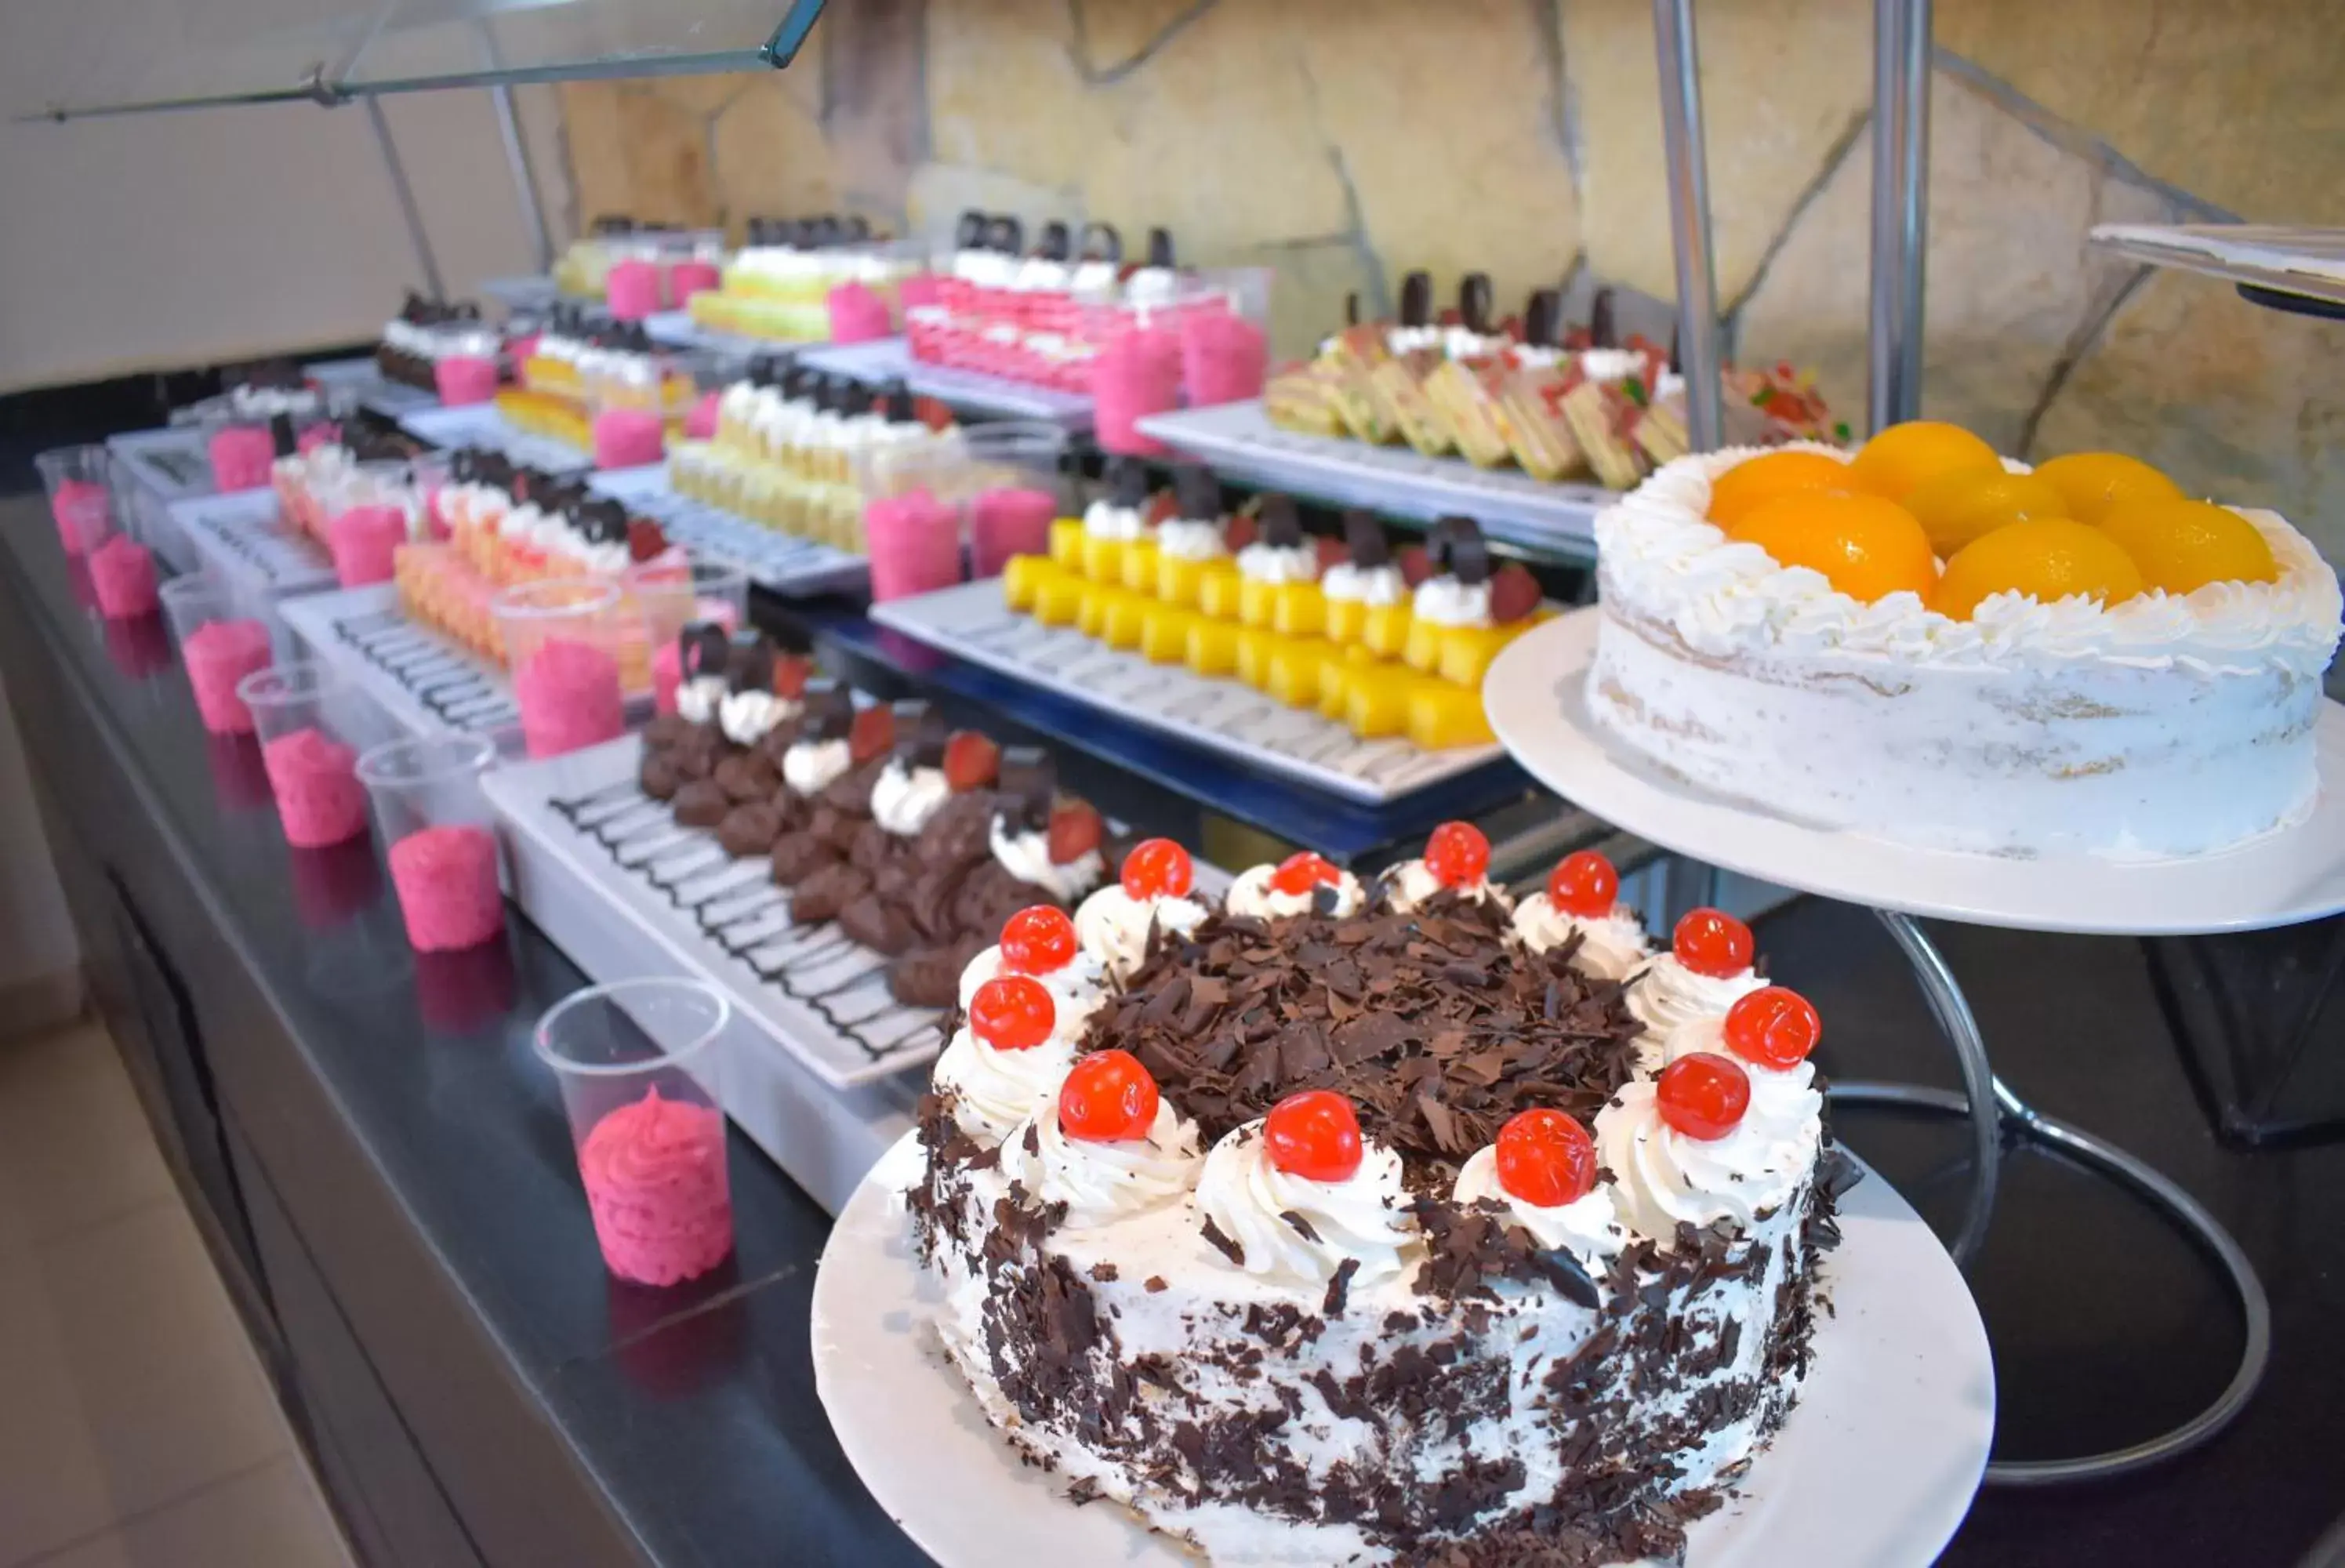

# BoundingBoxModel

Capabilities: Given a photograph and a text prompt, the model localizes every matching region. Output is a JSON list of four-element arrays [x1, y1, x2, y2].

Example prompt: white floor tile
[[30, 1455, 353, 1568], [0, 1023, 174, 1259]]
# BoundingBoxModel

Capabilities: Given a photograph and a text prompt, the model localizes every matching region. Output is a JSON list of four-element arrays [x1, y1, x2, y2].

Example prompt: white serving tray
[[869, 579, 1505, 804], [1136, 400, 1614, 560], [485, 735, 927, 1210], [278, 582, 527, 743], [107, 426, 216, 575], [796, 337, 1094, 427], [170, 489, 337, 600], [397, 404, 593, 474], [303, 354, 441, 418], [589, 466, 869, 596]]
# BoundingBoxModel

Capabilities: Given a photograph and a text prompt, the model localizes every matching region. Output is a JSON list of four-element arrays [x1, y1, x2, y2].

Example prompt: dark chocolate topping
[[1081, 221, 1122, 263], [1256, 493, 1303, 550], [892, 701, 946, 767], [1589, 286, 1617, 349], [1447, 518, 1492, 586], [570, 496, 630, 545], [1342, 510, 1391, 569], [877, 377, 920, 423], [844, 215, 871, 241], [747, 351, 781, 387], [797, 682, 854, 741], [1459, 272, 1494, 333], [1145, 226, 1175, 268], [724, 631, 775, 695], [994, 746, 1055, 831], [1036, 220, 1072, 262], [592, 213, 635, 235], [1105, 456, 1150, 510], [986, 214, 1025, 255], [269, 413, 296, 459], [1343, 290, 1361, 328], [955, 209, 987, 249], [1171, 464, 1221, 523], [1399, 270, 1433, 328], [1524, 287, 1562, 348]]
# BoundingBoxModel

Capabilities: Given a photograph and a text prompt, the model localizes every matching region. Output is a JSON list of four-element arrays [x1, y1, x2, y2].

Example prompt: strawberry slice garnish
[[848, 706, 895, 765], [626, 517, 669, 562], [1490, 562, 1542, 624], [1398, 543, 1435, 587], [1314, 536, 1349, 572], [772, 655, 813, 698], [1142, 489, 1178, 528], [942, 730, 1000, 792], [1047, 801, 1103, 866], [1223, 512, 1258, 553]]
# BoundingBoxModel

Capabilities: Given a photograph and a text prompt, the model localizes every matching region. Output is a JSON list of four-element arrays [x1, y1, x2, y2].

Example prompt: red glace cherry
[[1262, 1090, 1365, 1184], [1672, 907, 1753, 979], [1058, 1050, 1160, 1142], [1545, 851, 1618, 918], [998, 906, 1078, 975], [1655, 1053, 1752, 1142], [1723, 986, 1821, 1072], [1269, 851, 1342, 897], [1120, 837, 1195, 900], [970, 975, 1055, 1052], [1493, 1108, 1598, 1208], [1423, 822, 1490, 889]]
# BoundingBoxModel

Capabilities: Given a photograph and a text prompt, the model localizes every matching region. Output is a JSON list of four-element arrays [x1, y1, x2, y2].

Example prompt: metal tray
[[397, 404, 593, 473], [278, 583, 526, 742], [796, 337, 1093, 427], [589, 466, 868, 596], [171, 490, 336, 600]]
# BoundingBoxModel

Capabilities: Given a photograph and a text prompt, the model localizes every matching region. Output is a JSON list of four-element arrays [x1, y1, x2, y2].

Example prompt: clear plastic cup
[[159, 574, 274, 735], [238, 661, 368, 848], [532, 978, 734, 1287], [957, 422, 1067, 577], [34, 445, 116, 556], [494, 578, 626, 759], [356, 734, 505, 953], [865, 441, 969, 601], [630, 556, 750, 716]]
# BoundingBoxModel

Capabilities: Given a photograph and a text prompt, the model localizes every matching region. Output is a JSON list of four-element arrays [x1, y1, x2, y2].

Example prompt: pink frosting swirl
[[577, 1088, 732, 1287]]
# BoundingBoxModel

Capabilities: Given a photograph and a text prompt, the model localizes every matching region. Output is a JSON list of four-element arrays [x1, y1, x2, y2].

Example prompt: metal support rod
[[1867, 0, 1932, 430], [365, 97, 445, 302], [489, 82, 554, 274], [1651, 0, 1724, 453]]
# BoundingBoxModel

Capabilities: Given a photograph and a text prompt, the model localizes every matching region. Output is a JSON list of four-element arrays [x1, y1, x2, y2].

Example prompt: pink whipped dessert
[[49, 478, 112, 555], [88, 536, 158, 619], [682, 390, 722, 441], [826, 281, 894, 344], [296, 422, 338, 456], [604, 259, 663, 321], [666, 259, 721, 304], [514, 637, 623, 759], [1092, 327, 1181, 456], [591, 409, 665, 471], [578, 1087, 731, 1287], [434, 355, 501, 407], [967, 486, 1057, 578], [651, 639, 684, 716], [865, 488, 964, 602], [328, 503, 408, 587], [261, 726, 368, 848], [1180, 310, 1269, 408], [209, 425, 275, 492], [181, 619, 274, 735], [387, 824, 504, 952]]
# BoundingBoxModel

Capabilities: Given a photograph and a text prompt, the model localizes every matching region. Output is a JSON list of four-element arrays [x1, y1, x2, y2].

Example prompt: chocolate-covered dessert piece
[[1036, 220, 1072, 262], [640, 753, 681, 801], [1343, 508, 1392, 568], [769, 832, 840, 887], [1459, 273, 1494, 334], [891, 933, 990, 1009], [1399, 270, 1433, 328], [1171, 464, 1221, 522], [791, 862, 874, 925], [1081, 221, 1122, 263], [985, 214, 1025, 255], [1257, 493, 1304, 550], [795, 681, 855, 742], [643, 711, 694, 752], [679, 621, 732, 688], [838, 893, 916, 956], [1524, 288, 1562, 349], [724, 630, 775, 695], [1442, 517, 1493, 586], [673, 779, 731, 829], [892, 701, 947, 767], [1145, 227, 1176, 268], [993, 746, 1055, 833], [717, 801, 786, 858], [915, 791, 996, 866], [821, 758, 887, 815], [714, 748, 781, 804]]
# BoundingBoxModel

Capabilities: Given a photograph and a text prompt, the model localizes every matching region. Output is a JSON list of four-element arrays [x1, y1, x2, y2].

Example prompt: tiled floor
[[0, 1018, 353, 1568]]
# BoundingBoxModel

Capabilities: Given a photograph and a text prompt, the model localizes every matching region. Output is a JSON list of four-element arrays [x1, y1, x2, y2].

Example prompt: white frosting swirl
[[1083, 499, 1148, 540], [1413, 576, 1494, 627], [1320, 561, 1406, 605], [957, 945, 1109, 1041], [931, 1025, 1077, 1145], [1626, 953, 1766, 1034], [990, 819, 1105, 904], [1001, 1101, 1203, 1229], [1453, 1146, 1628, 1268], [1236, 541, 1319, 584], [718, 689, 796, 747], [1382, 858, 1512, 915], [674, 676, 724, 724], [782, 738, 852, 795], [1512, 896, 1649, 981], [1194, 1121, 1418, 1288], [1223, 862, 1365, 921], [1073, 884, 1208, 979], [1646, 1015, 1824, 1142], [1156, 519, 1228, 561], [1593, 1076, 1819, 1246], [870, 760, 950, 836]]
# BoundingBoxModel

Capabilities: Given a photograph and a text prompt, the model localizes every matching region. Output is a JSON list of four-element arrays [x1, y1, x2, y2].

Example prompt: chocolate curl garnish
[[592, 214, 634, 235], [778, 218, 809, 249], [996, 746, 1055, 831], [1459, 273, 1494, 334], [1399, 270, 1433, 328], [1588, 287, 1617, 350], [780, 364, 811, 401], [844, 215, 871, 241], [1343, 509, 1391, 569], [269, 413, 296, 459], [475, 451, 515, 492], [1037, 220, 1072, 262], [1447, 518, 1493, 586], [798, 681, 855, 741], [877, 378, 921, 424], [1426, 514, 1472, 575], [1081, 221, 1122, 263], [808, 215, 844, 247], [571, 496, 630, 545], [1668, 323, 1683, 374], [747, 351, 780, 388], [724, 630, 775, 695], [1524, 288, 1561, 348], [894, 702, 948, 767], [448, 448, 478, 484], [679, 622, 731, 684], [1105, 455, 1150, 509], [986, 214, 1025, 255], [1145, 227, 1175, 268], [1172, 463, 1221, 523], [1343, 291, 1362, 328], [954, 209, 987, 249], [743, 216, 771, 245], [1258, 494, 1304, 550]]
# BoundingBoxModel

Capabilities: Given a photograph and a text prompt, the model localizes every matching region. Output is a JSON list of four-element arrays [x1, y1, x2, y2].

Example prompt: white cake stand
[[1485, 608, 2345, 1486]]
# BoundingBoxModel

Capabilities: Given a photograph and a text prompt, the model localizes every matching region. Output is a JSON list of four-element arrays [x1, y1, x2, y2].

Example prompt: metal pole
[[1652, 0, 1723, 452], [1867, 0, 1932, 430], [365, 97, 446, 302], [489, 82, 554, 274]]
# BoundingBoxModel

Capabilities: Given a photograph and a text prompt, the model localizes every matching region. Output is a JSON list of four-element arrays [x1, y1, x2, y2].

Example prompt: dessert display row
[[1266, 278, 1839, 490], [685, 214, 925, 344], [996, 461, 1544, 750], [911, 824, 1851, 1563]]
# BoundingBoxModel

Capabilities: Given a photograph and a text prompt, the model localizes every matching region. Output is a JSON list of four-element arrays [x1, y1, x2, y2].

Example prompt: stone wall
[[557, 0, 2345, 558]]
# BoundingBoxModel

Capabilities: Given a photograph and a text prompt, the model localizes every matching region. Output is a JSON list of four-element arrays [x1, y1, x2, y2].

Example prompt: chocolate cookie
[[849, 818, 902, 874], [673, 779, 731, 829], [714, 748, 782, 804], [640, 753, 681, 801], [821, 757, 886, 815], [805, 804, 865, 855], [717, 800, 785, 858], [838, 891, 916, 956], [643, 712, 695, 752], [891, 931, 990, 1009], [915, 791, 996, 866], [792, 860, 873, 924], [669, 728, 726, 782], [770, 830, 841, 887]]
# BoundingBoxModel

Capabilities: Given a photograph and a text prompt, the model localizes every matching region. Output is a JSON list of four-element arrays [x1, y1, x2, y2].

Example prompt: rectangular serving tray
[[107, 426, 216, 575], [795, 337, 1094, 428], [278, 582, 529, 744], [588, 466, 869, 597], [171, 489, 337, 600], [398, 404, 594, 474]]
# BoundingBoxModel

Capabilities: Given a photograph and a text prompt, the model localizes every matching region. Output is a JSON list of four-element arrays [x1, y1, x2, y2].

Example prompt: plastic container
[[1093, 326, 1182, 456], [494, 578, 627, 759], [532, 978, 734, 1287], [1181, 310, 1269, 408], [34, 445, 115, 556], [631, 556, 748, 713], [159, 575, 274, 735], [208, 423, 275, 492], [327, 503, 408, 588], [956, 423, 1067, 578], [434, 355, 501, 407], [238, 661, 369, 848], [864, 442, 968, 603], [357, 734, 505, 953], [87, 535, 159, 619]]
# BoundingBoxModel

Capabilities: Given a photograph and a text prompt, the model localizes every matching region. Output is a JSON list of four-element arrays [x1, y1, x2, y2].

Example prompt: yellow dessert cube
[[1156, 553, 1218, 608], [1077, 585, 1122, 640], [1409, 682, 1496, 750], [1049, 518, 1087, 570], [1237, 575, 1283, 629], [1265, 637, 1337, 708], [1140, 604, 1199, 664], [1185, 616, 1241, 677], [1117, 539, 1162, 593], [1100, 593, 1150, 651], [1003, 554, 1058, 613], [1361, 602, 1414, 659], [1402, 616, 1450, 674], [1235, 626, 1283, 691], [1345, 670, 1421, 738], [1272, 583, 1327, 638], [1080, 534, 1127, 584], [1317, 659, 1357, 721], [1030, 571, 1089, 626], [1436, 623, 1525, 689], [1322, 596, 1371, 644], [1194, 562, 1246, 620]]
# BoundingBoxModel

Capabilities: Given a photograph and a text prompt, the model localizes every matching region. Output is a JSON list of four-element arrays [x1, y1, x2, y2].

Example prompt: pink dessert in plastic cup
[[261, 727, 368, 848], [898, 274, 944, 311], [514, 637, 624, 759], [605, 260, 663, 321], [434, 355, 501, 407], [667, 260, 721, 304], [297, 422, 338, 456], [968, 487, 1058, 579], [578, 1087, 732, 1287], [209, 425, 275, 492], [682, 390, 722, 442], [865, 489, 964, 602], [1093, 328, 1182, 456], [591, 409, 666, 471], [652, 640, 684, 716], [182, 619, 273, 735], [1181, 312, 1269, 408], [387, 824, 504, 952], [826, 281, 894, 345], [49, 478, 112, 555], [89, 536, 158, 619], [328, 503, 408, 588]]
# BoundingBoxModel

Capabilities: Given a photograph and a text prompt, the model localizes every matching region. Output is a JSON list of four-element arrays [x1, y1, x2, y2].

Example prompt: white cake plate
[[814, 1135, 1992, 1568], [1485, 606, 2305, 1485]]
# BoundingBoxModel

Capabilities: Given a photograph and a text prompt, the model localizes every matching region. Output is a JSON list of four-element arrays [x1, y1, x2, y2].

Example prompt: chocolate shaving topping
[[1458, 272, 1494, 333], [1171, 463, 1221, 523], [1524, 286, 1561, 348], [724, 631, 775, 695], [995, 746, 1055, 831], [1105, 455, 1149, 510], [1399, 268, 1432, 328], [1342, 509, 1390, 569], [1816, 1145, 1866, 1201], [1199, 1215, 1246, 1267], [679, 621, 731, 684], [1322, 1257, 1360, 1318], [1257, 493, 1302, 550], [1278, 1210, 1322, 1244]]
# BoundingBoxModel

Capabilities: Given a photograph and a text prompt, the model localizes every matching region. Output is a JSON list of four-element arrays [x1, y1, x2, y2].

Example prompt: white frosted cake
[[909, 834, 1851, 1565], [1589, 444, 2343, 858]]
